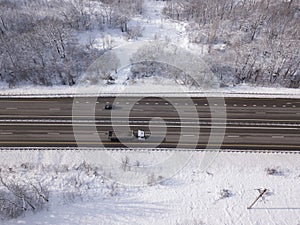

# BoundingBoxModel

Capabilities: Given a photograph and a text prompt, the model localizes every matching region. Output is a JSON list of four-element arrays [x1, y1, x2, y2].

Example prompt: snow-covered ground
[[0, 150, 299, 225], [1, 0, 299, 98]]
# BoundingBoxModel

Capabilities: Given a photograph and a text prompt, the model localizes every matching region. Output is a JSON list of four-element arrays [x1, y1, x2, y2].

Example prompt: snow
[[0, 150, 299, 225], [1, 1, 299, 99], [1, 81, 300, 99]]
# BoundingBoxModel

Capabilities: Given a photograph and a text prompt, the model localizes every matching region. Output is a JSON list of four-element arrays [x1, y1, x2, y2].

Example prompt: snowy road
[[0, 97, 299, 150]]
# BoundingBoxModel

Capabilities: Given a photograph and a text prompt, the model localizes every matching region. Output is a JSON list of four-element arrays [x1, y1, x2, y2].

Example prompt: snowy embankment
[[1, 82, 300, 99], [0, 150, 299, 225]]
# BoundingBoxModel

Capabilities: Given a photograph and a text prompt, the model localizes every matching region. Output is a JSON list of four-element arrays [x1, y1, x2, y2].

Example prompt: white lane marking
[[224, 104, 227, 106], [49, 108, 60, 111], [135, 102, 139, 105], [233, 104, 237, 107], [204, 104, 208, 106], [2, 117, 300, 124], [175, 103, 178, 105], [286, 102, 292, 105], [185, 103, 188, 106], [76, 101, 80, 104], [0, 132, 13, 135], [263, 105, 267, 107], [214, 104, 218, 106], [282, 105, 286, 108], [6, 107, 18, 110], [106, 102, 110, 104], [253, 105, 257, 107], [255, 112, 266, 114], [183, 134, 195, 137], [272, 136, 284, 139], [155, 103, 159, 105], [2, 123, 300, 130], [194, 103, 198, 106], [47, 132, 60, 135], [227, 135, 240, 138], [165, 103, 169, 105], [96, 102, 99, 104], [145, 102, 149, 105], [293, 105, 296, 108], [86, 101, 90, 104], [273, 105, 276, 107], [243, 105, 247, 107], [126, 102, 130, 105]]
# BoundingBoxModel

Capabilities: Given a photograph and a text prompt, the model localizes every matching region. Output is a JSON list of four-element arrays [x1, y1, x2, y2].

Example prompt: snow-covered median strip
[[0, 83, 300, 99]]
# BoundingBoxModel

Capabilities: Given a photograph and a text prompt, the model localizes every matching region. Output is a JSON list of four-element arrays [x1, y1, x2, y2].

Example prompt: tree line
[[0, 0, 143, 87], [163, 0, 300, 88]]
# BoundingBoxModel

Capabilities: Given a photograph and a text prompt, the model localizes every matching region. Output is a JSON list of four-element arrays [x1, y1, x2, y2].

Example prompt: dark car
[[104, 103, 113, 110]]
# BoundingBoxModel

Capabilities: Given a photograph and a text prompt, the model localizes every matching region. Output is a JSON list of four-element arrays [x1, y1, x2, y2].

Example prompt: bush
[[266, 167, 285, 176], [219, 189, 233, 199], [0, 176, 49, 220]]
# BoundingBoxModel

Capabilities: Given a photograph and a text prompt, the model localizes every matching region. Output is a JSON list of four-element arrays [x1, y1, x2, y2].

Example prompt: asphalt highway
[[0, 97, 300, 150]]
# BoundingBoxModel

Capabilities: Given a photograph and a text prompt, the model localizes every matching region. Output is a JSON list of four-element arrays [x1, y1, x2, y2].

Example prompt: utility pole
[[247, 188, 267, 209]]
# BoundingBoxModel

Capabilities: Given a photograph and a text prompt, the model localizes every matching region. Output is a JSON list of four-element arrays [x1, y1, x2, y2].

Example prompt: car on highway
[[104, 103, 113, 110]]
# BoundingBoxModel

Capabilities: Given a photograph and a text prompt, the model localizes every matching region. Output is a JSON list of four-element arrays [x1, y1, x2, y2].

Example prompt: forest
[[0, 0, 299, 88], [0, 0, 143, 87], [163, 0, 300, 88]]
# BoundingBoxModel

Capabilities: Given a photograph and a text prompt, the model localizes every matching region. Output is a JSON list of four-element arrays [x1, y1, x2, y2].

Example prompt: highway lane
[[0, 97, 300, 150]]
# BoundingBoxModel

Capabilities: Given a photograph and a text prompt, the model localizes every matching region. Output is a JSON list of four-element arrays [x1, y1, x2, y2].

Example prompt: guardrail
[[1, 91, 300, 98], [0, 147, 299, 154]]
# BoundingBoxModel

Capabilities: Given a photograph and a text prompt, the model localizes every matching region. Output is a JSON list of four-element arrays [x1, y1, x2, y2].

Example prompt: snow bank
[[1, 150, 299, 225]]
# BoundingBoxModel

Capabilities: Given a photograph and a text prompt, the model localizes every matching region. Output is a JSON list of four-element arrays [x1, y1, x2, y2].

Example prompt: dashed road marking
[[272, 136, 284, 139], [0, 132, 13, 135], [47, 132, 60, 135], [6, 107, 18, 110]]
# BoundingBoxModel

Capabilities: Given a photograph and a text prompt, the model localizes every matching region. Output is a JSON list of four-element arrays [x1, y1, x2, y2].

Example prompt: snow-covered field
[[0, 150, 299, 225]]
